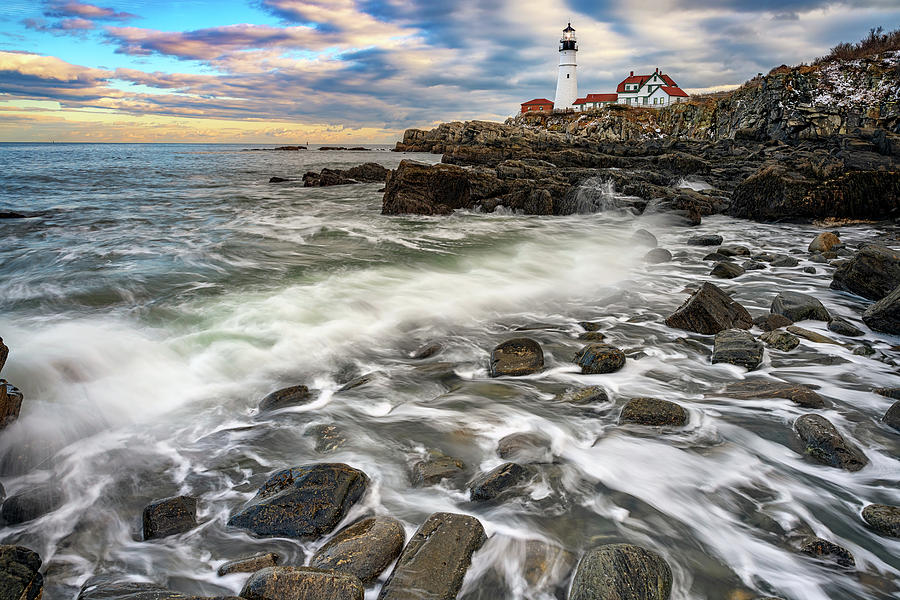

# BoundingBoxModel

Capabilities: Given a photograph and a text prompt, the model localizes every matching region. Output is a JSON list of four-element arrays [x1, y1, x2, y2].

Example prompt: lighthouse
[[554, 23, 578, 110]]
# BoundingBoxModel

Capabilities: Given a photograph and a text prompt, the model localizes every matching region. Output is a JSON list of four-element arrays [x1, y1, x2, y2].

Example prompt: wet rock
[[831, 244, 900, 301], [306, 424, 347, 453], [771, 255, 799, 268], [1, 484, 63, 525], [862, 283, 900, 334], [743, 260, 766, 271], [665, 282, 753, 335], [579, 321, 602, 332], [712, 329, 764, 370], [711, 261, 744, 279], [0, 212, 26, 219], [569, 543, 672, 600], [142, 495, 197, 540], [411, 451, 465, 487], [378, 512, 486, 600], [644, 248, 672, 264], [259, 385, 314, 412], [752, 252, 776, 262], [760, 330, 800, 352], [217, 552, 280, 576], [770, 292, 830, 322], [241, 567, 364, 600], [0, 380, 23, 429], [489, 338, 544, 377], [861, 504, 900, 537], [826, 316, 864, 337], [497, 432, 553, 463], [722, 380, 825, 408], [0, 545, 43, 600], [809, 232, 841, 253], [620, 397, 687, 427], [0, 338, 7, 374], [688, 234, 723, 246], [799, 537, 855, 569], [794, 414, 868, 471], [574, 344, 626, 375], [522, 541, 576, 589], [410, 342, 442, 360], [883, 401, 900, 430], [753, 313, 793, 332], [269, 176, 290, 183], [632, 229, 657, 247], [579, 331, 607, 341], [76, 580, 227, 600], [786, 326, 840, 345], [227, 463, 369, 539], [554, 386, 609, 405], [802, 266, 817, 274], [718, 245, 750, 256], [310, 516, 406, 585], [875, 387, 900, 400], [469, 462, 529, 501], [703, 252, 731, 262]]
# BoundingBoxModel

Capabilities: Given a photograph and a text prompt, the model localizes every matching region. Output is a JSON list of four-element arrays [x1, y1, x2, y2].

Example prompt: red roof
[[586, 93, 618, 102], [661, 74, 677, 87], [661, 86, 688, 97], [573, 97, 588, 105], [521, 98, 553, 106], [616, 71, 679, 92]]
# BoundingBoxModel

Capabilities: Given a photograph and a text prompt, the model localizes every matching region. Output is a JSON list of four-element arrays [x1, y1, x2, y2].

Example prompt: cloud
[[23, 17, 95, 35], [43, 1, 138, 21]]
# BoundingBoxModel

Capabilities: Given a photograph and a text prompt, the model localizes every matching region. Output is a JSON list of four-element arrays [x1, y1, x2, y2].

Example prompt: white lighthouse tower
[[554, 23, 578, 110]]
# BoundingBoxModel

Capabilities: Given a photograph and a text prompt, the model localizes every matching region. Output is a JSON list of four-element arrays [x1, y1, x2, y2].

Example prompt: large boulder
[[861, 504, 900, 537], [794, 415, 868, 471], [831, 244, 900, 301], [77, 580, 241, 599], [710, 262, 744, 279], [573, 344, 626, 375], [711, 329, 764, 370], [1, 484, 63, 525], [826, 316, 864, 337], [258, 385, 315, 412], [377, 512, 486, 600], [310, 517, 406, 586], [770, 292, 831, 322], [0, 381, 23, 430], [217, 553, 280, 576], [489, 338, 544, 377], [469, 462, 529, 501], [240, 567, 364, 600], [799, 537, 855, 569], [142, 495, 197, 540], [883, 401, 900, 430], [665, 282, 752, 334], [569, 543, 672, 600], [382, 161, 482, 215], [687, 234, 723, 246], [722, 380, 824, 408], [410, 452, 466, 487], [759, 330, 800, 352], [620, 397, 687, 427], [862, 283, 900, 334], [0, 546, 42, 600], [227, 464, 368, 539], [808, 232, 841, 253]]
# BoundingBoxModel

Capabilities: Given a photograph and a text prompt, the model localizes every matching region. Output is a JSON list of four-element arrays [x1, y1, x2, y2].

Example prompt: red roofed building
[[520, 98, 554, 114], [573, 93, 618, 110], [614, 69, 688, 108]]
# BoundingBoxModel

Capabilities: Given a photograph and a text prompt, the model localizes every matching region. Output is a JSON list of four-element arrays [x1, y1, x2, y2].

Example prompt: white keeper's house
[[520, 23, 690, 113]]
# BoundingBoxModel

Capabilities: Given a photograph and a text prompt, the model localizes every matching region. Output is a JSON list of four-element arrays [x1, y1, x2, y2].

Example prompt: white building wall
[[554, 49, 578, 109]]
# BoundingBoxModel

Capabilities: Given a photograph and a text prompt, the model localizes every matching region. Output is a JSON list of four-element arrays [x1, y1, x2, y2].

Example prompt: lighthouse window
[[567, 74, 570, 78]]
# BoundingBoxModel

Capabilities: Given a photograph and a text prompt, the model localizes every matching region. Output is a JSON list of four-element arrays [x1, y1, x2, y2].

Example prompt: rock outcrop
[[665, 282, 753, 334], [831, 244, 900, 301]]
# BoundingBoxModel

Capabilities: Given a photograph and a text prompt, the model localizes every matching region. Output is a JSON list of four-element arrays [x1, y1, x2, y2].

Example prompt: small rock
[[569, 543, 672, 600], [753, 313, 793, 332], [718, 245, 750, 256], [723, 380, 824, 408], [883, 401, 900, 431], [862, 283, 900, 334], [218, 552, 280, 576], [410, 342, 442, 360], [712, 329, 764, 370], [573, 344, 626, 375], [711, 261, 744, 279], [752, 252, 776, 262], [579, 321, 602, 332], [411, 452, 465, 487], [703, 252, 731, 262], [469, 462, 529, 501], [489, 338, 544, 377], [644, 248, 672, 264], [803, 266, 817, 274], [770, 291, 830, 322], [786, 326, 840, 345], [78, 580, 240, 600], [688, 234, 723, 246], [0, 545, 42, 600], [241, 566, 364, 600], [799, 537, 855, 568], [0, 380, 23, 429], [760, 330, 800, 352], [632, 229, 658, 247], [808, 232, 841, 253], [259, 385, 314, 412], [831, 244, 900, 301], [1, 484, 63, 525], [497, 432, 552, 463], [142, 495, 197, 540], [742, 260, 766, 271], [827, 317, 864, 337], [377, 512, 486, 600], [665, 282, 752, 334], [771, 255, 799, 267], [620, 397, 687, 427], [794, 414, 868, 471], [810, 254, 829, 263], [875, 387, 900, 400], [0, 338, 7, 374], [861, 504, 900, 537], [269, 176, 290, 183], [578, 331, 606, 341], [522, 540, 576, 589], [554, 386, 609, 405], [310, 517, 406, 585], [306, 424, 347, 453]]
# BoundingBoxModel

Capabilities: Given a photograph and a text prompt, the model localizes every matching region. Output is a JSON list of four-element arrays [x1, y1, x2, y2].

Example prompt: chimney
[[630, 71, 634, 76], [655, 67, 659, 73]]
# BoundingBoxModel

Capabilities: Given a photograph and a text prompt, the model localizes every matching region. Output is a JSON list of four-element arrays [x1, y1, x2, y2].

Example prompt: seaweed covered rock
[[861, 503, 900, 537], [799, 537, 855, 569], [665, 282, 752, 334], [574, 344, 626, 375], [569, 543, 672, 600], [490, 338, 544, 377], [794, 415, 868, 471], [620, 397, 688, 427]]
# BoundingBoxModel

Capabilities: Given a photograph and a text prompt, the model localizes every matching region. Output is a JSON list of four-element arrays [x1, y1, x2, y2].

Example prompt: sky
[[0, 1, 898, 143]]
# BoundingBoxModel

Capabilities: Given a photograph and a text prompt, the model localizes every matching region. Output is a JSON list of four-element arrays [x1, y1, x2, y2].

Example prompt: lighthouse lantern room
[[554, 23, 578, 110]]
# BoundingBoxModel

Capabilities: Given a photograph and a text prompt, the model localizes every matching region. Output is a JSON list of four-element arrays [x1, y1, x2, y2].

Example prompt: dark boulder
[[718, 245, 750, 257], [240, 567, 364, 600], [620, 397, 687, 427], [489, 338, 544, 377], [862, 283, 900, 334], [759, 330, 799, 352], [711, 261, 744, 279], [770, 292, 831, 322], [0, 380, 23, 429], [569, 543, 672, 600], [809, 232, 841, 253], [722, 380, 824, 408], [831, 244, 900, 301], [1, 484, 63, 525], [77, 580, 242, 599], [579, 331, 607, 341], [269, 176, 290, 183], [770, 255, 799, 268], [883, 401, 900, 430], [554, 386, 609, 405], [0, 212, 27, 219], [794, 415, 868, 471], [742, 260, 766, 271], [712, 329, 764, 370], [861, 504, 900, 537], [703, 252, 731, 262], [574, 344, 625, 375], [377, 512, 486, 600], [687, 234, 722, 246], [469, 462, 529, 501], [217, 552, 280, 576], [0, 546, 42, 600], [497, 432, 553, 463], [827, 316, 864, 337], [665, 282, 752, 334], [310, 517, 406, 585], [142, 495, 197, 540], [411, 452, 465, 487], [259, 385, 314, 412], [644, 248, 672, 264], [0, 338, 7, 374], [344, 163, 389, 182], [786, 326, 840, 345], [799, 537, 855, 568], [227, 463, 368, 539], [753, 313, 793, 332]]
